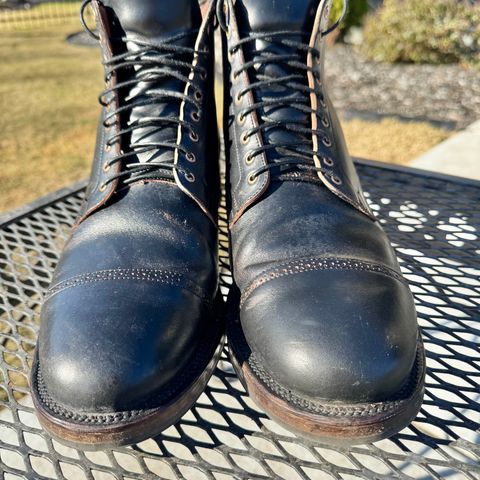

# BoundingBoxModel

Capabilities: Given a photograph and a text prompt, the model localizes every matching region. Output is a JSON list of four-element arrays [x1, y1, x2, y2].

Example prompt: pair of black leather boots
[[30, 0, 425, 449]]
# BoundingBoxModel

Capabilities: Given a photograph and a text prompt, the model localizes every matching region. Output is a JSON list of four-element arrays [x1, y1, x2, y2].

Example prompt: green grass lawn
[[0, 17, 451, 214]]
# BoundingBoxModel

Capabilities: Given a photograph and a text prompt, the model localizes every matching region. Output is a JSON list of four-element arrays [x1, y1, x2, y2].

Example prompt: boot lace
[[230, 32, 331, 183], [218, 0, 347, 185], [80, 0, 207, 189]]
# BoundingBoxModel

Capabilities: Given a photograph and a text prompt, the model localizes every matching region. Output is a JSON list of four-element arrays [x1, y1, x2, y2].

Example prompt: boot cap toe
[[38, 270, 210, 412], [240, 260, 418, 403]]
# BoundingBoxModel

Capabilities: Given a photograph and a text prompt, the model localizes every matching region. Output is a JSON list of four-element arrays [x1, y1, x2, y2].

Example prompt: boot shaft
[[220, 0, 373, 226], [78, 0, 219, 225]]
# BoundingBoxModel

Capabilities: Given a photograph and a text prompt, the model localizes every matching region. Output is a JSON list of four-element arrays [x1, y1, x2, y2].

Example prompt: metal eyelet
[[99, 182, 107, 192], [185, 172, 195, 183], [200, 71, 207, 81], [331, 175, 342, 186], [102, 162, 110, 172], [191, 111, 200, 122], [235, 92, 242, 105], [319, 99, 327, 109], [248, 174, 258, 185], [323, 156, 334, 167], [105, 144, 111, 152], [322, 136, 332, 148], [185, 152, 196, 163], [245, 154, 254, 165], [194, 90, 203, 101], [321, 116, 330, 128], [241, 132, 250, 145], [237, 113, 246, 126], [190, 131, 199, 142]]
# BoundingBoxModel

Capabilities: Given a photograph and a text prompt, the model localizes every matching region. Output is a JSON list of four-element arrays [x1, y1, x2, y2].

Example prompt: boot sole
[[227, 289, 426, 445], [30, 296, 225, 450]]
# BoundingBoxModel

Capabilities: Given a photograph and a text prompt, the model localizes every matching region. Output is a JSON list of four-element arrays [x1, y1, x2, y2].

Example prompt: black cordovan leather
[[37, 0, 220, 412], [224, 0, 421, 402]]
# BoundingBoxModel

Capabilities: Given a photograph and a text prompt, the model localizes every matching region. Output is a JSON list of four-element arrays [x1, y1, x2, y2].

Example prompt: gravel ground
[[325, 44, 480, 130]]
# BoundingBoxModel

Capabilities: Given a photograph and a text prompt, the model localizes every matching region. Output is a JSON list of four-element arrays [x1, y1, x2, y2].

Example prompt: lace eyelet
[[322, 136, 332, 148], [191, 111, 200, 122], [241, 132, 250, 145], [331, 174, 342, 186], [185, 172, 195, 183], [190, 131, 199, 142], [185, 152, 196, 163], [102, 162, 110, 172], [319, 99, 327, 109], [248, 174, 258, 185], [235, 92, 242, 105], [200, 71, 207, 81], [321, 116, 330, 128], [245, 154, 254, 165], [237, 113, 246, 126], [323, 156, 334, 167], [99, 182, 107, 192], [194, 90, 203, 101]]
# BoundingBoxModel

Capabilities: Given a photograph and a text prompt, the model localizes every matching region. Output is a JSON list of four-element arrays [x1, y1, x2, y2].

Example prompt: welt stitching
[[228, 308, 424, 417], [247, 346, 422, 416], [33, 314, 220, 424], [45, 269, 210, 304], [241, 257, 407, 305]]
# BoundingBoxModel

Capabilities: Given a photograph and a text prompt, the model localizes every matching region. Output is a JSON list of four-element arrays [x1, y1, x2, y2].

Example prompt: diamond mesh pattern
[[0, 161, 479, 480]]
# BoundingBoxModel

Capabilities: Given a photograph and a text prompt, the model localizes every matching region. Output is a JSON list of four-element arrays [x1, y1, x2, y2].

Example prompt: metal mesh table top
[[0, 160, 479, 480]]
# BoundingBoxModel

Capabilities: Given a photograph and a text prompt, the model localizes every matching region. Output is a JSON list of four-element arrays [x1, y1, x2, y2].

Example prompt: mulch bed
[[325, 44, 480, 130]]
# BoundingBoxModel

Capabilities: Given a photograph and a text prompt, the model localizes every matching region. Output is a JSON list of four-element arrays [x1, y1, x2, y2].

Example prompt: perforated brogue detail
[[45, 268, 212, 304], [240, 256, 408, 306]]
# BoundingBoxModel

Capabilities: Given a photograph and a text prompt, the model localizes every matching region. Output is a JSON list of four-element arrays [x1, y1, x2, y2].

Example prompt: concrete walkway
[[411, 120, 480, 181]]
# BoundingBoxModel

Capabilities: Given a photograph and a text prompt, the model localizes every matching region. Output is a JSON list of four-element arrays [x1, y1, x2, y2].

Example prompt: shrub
[[362, 0, 480, 66], [331, 0, 369, 35]]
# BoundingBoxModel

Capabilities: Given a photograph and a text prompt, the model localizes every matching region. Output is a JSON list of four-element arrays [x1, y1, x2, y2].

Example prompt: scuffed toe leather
[[39, 276, 209, 412], [240, 265, 418, 403]]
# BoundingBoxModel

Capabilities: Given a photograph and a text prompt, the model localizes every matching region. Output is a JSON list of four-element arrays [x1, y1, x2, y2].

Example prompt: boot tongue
[[233, 0, 324, 174], [235, 0, 319, 34], [101, 0, 202, 178], [103, 0, 201, 40]]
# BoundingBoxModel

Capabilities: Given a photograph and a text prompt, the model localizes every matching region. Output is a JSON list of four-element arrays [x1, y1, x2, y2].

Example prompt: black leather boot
[[220, 0, 425, 444], [30, 0, 222, 449]]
